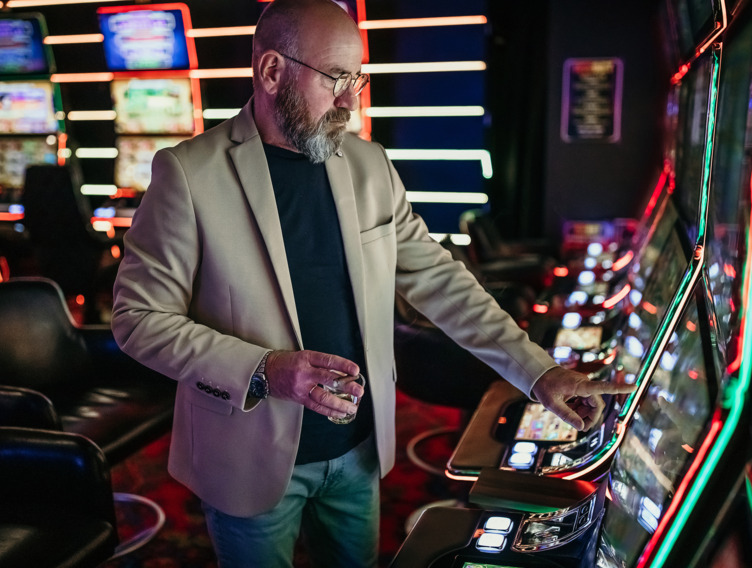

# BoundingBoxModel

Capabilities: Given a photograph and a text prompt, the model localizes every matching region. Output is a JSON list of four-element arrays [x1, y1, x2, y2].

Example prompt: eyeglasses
[[278, 52, 369, 98]]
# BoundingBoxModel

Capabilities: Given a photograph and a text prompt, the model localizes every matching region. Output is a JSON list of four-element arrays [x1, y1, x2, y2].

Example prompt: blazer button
[[221, 391, 230, 400], [213, 388, 221, 397], [197, 381, 205, 390]]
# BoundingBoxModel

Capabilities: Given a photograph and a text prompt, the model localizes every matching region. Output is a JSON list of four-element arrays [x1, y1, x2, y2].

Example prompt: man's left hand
[[531, 366, 637, 431]]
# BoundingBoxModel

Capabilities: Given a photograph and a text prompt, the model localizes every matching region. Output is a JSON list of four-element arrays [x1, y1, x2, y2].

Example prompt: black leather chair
[[21, 163, 121, 323], [0, 426, 119, 568], [0, 277, 175, 465]]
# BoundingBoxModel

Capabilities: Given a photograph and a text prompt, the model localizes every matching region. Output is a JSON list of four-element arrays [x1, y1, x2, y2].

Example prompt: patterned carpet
[[101, 390, 468, 568]]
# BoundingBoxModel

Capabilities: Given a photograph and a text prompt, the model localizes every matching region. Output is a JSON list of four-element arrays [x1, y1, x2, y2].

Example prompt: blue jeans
[[202, 435, 380, 568]]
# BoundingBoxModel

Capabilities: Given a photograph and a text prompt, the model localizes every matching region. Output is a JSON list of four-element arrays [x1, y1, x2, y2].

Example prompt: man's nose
[[334, 86, 359, 111]]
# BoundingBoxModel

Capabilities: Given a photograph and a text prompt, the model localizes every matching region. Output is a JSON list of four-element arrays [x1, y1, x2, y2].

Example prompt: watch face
[[251, 375, 268, 398]]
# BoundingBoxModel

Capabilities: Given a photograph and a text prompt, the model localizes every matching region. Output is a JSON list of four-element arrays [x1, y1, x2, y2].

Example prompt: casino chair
[[0, 277, 176, 466], [21, 163, 121, 323]]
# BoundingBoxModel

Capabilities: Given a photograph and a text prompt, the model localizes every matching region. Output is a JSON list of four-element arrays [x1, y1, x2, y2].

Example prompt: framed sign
[[561, 57, 623, 143]]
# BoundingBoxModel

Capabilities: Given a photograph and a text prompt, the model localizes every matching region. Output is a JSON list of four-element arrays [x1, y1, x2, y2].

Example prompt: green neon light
[[650, 45, 752, 567]]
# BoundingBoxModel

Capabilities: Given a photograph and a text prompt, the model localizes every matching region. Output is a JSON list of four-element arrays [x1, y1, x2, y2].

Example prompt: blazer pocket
[[186, 385, 233, 416], [360, 217, 395, 245]]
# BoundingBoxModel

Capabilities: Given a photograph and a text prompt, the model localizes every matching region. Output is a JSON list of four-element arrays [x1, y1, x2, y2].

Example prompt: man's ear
[[256, 50, 285, 95]]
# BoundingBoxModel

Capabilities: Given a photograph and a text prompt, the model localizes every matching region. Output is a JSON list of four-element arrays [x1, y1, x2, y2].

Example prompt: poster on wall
[[561, 57, 623, 143]]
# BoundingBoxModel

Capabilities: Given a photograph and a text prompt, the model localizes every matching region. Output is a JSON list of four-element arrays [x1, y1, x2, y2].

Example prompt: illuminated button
[[476, 532, 506, 552], [584, 257, 597, 269], [484, 516, 513, 534], [562, 312, 583, 329], [508, 451, 535, 469], [512, 442, 537, 455], [587, 242, 604, 256], [577, 270, 596, 286]]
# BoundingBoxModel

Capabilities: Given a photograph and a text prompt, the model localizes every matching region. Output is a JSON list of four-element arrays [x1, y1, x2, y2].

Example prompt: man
[[111, 0, 635, 566]]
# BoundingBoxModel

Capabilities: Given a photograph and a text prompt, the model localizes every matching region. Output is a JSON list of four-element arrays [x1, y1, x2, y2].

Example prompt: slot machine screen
[[621, 211, 690, 382], [672, 51, 714, 237], [98, 6, 191, 71], [115, 135, 188, 191], [514, 403, 579, 443], [111, 78, 194, 134], [0, 80, 58, 134], [0, 137, 56, 191], [597, 294, 713, 567], [0, 14, 49, 76]]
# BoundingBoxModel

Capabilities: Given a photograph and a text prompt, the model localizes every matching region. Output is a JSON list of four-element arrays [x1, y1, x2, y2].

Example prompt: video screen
[[515, 403, 579, 443], [0, 80, 58, 134], [0, 15, 49, 76], [112, 78, 194, 135], [115, 136, 188, 191], [554, 326, 603, 351], [0, 137, 56, 191], [598, 295, 712, 566], [98, 6, 191, 71]]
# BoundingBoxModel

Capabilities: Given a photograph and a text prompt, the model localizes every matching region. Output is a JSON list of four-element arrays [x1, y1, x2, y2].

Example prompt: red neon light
[[0, 213, 23, 222], [611, 250, 634, 272], [728, 170, 752, 374], [57, 133, 67, 166], [688, 369, 699, 380], [724, 263, 736, 278], [642, 302, 658, 315], [533, 304, 549, 314], [553, 266, 569, 278], [643, 163, 670, 220], [91, 216, 133, 228], [602, 284, 630, 309], [636, 419, 722, 567]]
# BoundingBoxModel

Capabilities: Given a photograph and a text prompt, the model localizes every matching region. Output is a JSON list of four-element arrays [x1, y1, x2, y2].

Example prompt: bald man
[[112, 0, 635, 566]]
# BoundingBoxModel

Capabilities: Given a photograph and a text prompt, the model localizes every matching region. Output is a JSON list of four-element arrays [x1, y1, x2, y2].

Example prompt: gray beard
[[273, 79, 351, 163]]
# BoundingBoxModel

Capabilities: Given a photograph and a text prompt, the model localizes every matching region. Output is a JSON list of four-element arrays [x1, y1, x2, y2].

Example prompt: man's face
[[273, 72, 351, 163]]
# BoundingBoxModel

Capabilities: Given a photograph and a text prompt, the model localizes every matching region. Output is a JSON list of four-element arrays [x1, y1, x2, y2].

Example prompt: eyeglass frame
[[277, 52, 369, 97]]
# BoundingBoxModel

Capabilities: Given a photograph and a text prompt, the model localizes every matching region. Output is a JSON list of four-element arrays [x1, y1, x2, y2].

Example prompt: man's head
[[251, 0, 364, 162]]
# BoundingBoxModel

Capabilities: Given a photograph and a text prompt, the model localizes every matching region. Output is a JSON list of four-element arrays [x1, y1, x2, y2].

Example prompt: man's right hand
[[265, 350, 363, 420]]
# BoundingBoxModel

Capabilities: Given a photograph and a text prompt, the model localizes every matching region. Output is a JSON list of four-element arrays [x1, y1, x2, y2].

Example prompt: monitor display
[[0, 136, 56, 191], [514, 403, 578, 443], [112, 78, 194, 134], [0, 14, 49, 76], [98, 6, 191, 71], [0, 80, 58, 134], [115, 135, 189, 191], [597, 295, 712, 567]]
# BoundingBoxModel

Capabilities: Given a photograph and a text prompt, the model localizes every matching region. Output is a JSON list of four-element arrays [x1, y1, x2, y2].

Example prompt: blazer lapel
[[229, 101, 303, 349], [326, 152, 368, 350]]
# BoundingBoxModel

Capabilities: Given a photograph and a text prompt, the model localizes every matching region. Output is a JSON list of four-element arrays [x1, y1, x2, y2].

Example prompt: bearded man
[[111, 0, 635, 566]]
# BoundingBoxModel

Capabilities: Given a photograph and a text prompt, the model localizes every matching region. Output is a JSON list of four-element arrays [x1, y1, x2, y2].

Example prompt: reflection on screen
[[0, 81, 58, 134], [0, 137, 56, 191], [0, 16, 49, 76], [669, 0, 716, 61], [115, 136, 188, 191], [112, 78, 194, 134], [515, 403, 578, 443], [598, 298, 711, 567]]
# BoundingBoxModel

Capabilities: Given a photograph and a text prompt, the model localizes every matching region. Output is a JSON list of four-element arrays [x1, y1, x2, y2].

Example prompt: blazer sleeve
[[111, 147, 266, 411], [383, 147, 556, 397]]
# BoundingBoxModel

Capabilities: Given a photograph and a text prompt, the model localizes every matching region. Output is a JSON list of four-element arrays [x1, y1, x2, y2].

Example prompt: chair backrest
[[0, 426, 117, 528], [0, 385, 62, 430], [0, 278, 93, 396]]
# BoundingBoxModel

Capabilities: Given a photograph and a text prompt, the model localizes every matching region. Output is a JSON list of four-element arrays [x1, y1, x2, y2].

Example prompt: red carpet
[[102, 390, 468, 568]]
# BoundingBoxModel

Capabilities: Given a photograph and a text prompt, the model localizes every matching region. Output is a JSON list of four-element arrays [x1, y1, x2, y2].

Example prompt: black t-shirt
[[263, 143, 373, 464]]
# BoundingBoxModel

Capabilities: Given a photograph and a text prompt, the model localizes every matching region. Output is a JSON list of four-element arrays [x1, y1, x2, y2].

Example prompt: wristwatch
[[249, 351, 271, 399]]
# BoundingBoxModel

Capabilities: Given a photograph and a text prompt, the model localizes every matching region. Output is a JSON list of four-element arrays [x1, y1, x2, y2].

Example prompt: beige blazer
[[111, 99, 556, 517]]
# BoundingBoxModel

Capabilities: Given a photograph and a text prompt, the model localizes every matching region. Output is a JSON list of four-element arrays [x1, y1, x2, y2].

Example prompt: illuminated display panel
[[0, 80, 57, 134], [597, 294, 713, 567], [0, 136, 56, 191], [0, 14, 49, 76], [514, 402, 578, 443], [672, 51, 714, 239], [98, 6, 191, 71], [115, 135, 188, 191], [620, 202, 689, 382], [111, 77, 194, 134]]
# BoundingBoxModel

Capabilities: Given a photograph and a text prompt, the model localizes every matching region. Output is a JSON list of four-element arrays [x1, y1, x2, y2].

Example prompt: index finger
[[305, 350, 360, 377], [575, 380, 637, 397]]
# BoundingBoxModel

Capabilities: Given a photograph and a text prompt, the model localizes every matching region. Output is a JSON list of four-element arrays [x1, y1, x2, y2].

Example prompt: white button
[[512, 442, 537, 454], [509, 451, 535, 469], [476, 532, 505, 552], [484, 516, 512, 533]]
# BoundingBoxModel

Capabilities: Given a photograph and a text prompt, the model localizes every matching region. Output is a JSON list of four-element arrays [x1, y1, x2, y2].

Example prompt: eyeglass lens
[[334, 73, 369, 97]]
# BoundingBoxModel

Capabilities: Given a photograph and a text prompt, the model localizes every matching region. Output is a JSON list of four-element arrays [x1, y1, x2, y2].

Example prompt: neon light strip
[[203, 109, 240, 120], [189, 68, 253, 79], [5, 0, 121, 6], [359, 16, 487, 30], [611, 250, 635, 272], [363, 61, 485, 74], [385, 149, 493, 179], [429, 233, 472, 246], [602, 283, 631, 309], [51, 72, 114, 83], [67, 111, 116, 121], [81, 184, 118, 196], [366, 106, 485, 117], [44, 34, 103, 45], [406, 191, 488, 204], [75, 148, 118, 159], [92, 217, 132, 229], [188, 26, 256, 38], [0, 213, 23, 222]]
